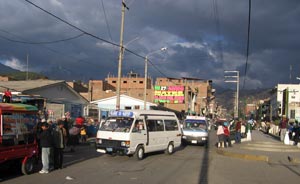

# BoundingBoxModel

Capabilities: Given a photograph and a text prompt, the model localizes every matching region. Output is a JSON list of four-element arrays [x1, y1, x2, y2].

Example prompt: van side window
[[146, 120, 164, 132], [132, 119, 145, 133], [165, 120, 178, 131]]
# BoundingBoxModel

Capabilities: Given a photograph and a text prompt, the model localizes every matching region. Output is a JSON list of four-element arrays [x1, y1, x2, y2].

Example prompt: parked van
[[181, 116, 208, 146], [0, 103, 39, 174], [96, 110, 182, 160]]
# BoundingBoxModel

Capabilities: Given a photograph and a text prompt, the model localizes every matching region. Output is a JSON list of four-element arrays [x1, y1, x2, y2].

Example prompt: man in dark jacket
[[293, 122, 300, 146], [39, 122, 53, 174], [53, 120, 66, 169]]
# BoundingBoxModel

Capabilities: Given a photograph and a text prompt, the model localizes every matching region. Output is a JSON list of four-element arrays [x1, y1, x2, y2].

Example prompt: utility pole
[[290, 65, 292, 83], [143, 47, 167, 110], [116, 0, 128, 110], [224, 70, 239, 119], [144, 56, 148, 110], [26, 54, 29, 80]]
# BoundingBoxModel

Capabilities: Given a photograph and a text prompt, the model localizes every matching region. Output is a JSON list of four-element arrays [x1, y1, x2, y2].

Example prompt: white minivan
[[96, 110, 182, 160]]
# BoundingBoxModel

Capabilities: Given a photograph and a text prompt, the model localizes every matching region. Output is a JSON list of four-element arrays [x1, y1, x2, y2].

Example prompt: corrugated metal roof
[[0, 80, 65, 92]]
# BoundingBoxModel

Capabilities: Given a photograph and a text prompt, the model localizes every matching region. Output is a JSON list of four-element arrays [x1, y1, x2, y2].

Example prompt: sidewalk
[[216, 130, 300, 164]]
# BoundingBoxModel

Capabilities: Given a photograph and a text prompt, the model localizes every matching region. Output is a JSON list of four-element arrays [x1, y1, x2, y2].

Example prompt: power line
[[0, 30, 85, 44], [100, 0, 114, 43], [0, 28, 106, 71], [24, 0, 119, 48], [99, 0, 119, 65], [24, 0, 145, 60], [242, 0, 252, 89], [23, 0, 177, 81], [212, 0, 224, 63]]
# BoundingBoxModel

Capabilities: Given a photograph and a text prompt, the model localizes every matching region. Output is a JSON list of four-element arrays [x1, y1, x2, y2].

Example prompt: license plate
[[191, 140, 197, 144], [106, 148, 113, 152]]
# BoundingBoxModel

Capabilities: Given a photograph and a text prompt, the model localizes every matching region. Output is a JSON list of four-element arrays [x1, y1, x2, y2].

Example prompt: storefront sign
[[154, 85, 185, 104]]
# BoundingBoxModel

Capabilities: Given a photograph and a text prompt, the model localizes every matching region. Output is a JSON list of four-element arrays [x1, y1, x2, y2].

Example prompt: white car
[[181, 116, 208, 146]]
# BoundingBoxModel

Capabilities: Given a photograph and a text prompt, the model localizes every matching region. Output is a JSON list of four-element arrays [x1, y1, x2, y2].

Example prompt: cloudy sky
[[0, 0, 300, 90]]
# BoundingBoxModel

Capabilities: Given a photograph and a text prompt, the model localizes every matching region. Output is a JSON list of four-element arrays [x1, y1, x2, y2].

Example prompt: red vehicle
[[0, 103, 39, 175]]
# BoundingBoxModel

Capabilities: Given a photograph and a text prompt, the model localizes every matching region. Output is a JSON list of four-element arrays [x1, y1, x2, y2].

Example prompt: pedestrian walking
[[68, 124, 80, 152], [288, 122, 294, 140], [35, 118, 45, 158], [235, 120, 242, 143], [293, 122, 300, 146], [216, 123, 225, 148], [279, 115, 288, 142], [80, 126, 87, 143], [223, 122, 232, 147], [38, 122, 53, 174], [62, 116, 70, 147], [53, 120, 66, 169]]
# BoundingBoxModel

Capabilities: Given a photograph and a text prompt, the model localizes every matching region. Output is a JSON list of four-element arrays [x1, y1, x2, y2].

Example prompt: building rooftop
[[0, 80, 65, 92]]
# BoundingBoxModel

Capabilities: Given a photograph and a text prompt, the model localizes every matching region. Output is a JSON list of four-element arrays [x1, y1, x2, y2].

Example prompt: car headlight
[[121, 141, 130, 147]]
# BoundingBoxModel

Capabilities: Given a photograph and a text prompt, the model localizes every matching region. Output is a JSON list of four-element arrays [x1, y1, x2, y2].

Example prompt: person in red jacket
[[2, 88, 12, 103], [235, 120, 242, 143], [75, 116, 85, 127], [223, 122, 232, 147]]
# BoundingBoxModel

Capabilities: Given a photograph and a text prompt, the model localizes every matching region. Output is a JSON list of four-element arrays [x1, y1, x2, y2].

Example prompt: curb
[[289, 157, 300, 164], [216, 149, 269, 162]]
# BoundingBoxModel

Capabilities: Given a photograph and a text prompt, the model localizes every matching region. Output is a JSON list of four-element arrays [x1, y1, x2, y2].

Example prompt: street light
[[144, 47, 167, 110], [224, 70, 239, 119]]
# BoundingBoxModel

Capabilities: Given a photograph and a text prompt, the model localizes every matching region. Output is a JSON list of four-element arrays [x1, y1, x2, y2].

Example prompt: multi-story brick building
[[154, 77, 215, 116], [73, 72, 215, 117]]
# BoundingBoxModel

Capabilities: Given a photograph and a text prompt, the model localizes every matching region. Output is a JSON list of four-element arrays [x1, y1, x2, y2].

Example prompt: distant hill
[[215, 88, 271, 114], [6, 71, 48, 80], [0, 63, 19, 74], [0, 63, 48, 80]]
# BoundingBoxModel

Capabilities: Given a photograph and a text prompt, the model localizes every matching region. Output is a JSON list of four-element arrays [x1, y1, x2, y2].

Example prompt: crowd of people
[[36, 116, 98, 174], [215, 118, 254, 148], [215, 115, 300, 148], [259, 115, 300, 145]]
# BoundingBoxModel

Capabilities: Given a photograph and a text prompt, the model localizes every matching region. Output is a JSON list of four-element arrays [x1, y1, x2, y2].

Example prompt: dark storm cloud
[[0, 0, 299, 89]]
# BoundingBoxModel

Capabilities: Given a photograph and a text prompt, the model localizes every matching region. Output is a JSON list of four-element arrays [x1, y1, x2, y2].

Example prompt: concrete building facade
[[75, 73, 215, 117]]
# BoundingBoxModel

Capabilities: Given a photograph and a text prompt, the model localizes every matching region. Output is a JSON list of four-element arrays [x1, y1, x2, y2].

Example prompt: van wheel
[[134, 145, 144, 160], [21, 157, 35, 175], [165, 142, 174, 155]]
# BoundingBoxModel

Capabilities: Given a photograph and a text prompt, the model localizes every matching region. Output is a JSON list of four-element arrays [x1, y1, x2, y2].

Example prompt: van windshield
[[99, 117, 133, 132], [183, 120, 207, 131]]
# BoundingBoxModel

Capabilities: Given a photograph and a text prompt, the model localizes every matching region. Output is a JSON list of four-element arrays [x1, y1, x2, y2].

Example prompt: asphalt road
[[1, 141, 212, 184], [1, 131, 300, 184]]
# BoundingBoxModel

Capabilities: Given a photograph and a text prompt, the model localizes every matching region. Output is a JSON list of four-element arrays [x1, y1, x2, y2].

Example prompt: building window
[[125, 106, 131, 110], [290, 110, 295, 119], [134, 105, 140, 109], [139, 81, 143, 84], [123, 81, 127, 84], [112, 81, 116, 83], [133, 81, 137, 83]]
